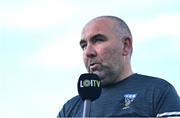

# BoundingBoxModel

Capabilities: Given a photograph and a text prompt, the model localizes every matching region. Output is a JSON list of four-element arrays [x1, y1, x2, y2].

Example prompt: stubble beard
[[88, 64, 118, 86]]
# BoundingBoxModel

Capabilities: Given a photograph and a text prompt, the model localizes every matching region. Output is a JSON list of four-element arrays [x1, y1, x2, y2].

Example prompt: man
[[57, 16, 180, 117]]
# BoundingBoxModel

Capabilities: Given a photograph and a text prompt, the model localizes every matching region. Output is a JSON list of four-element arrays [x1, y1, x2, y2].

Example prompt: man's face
[[80, 19, 125, 86]]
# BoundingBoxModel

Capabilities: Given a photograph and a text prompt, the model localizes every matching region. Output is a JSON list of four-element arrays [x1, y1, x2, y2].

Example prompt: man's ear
[[122, 37, 132, 56]]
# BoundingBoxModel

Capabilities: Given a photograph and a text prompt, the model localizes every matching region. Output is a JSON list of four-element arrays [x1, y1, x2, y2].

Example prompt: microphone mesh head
[[77, 73, 102, 101]]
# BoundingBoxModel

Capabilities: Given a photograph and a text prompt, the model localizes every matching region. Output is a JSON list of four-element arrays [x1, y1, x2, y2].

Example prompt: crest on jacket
[[123, 94, 137, 109]]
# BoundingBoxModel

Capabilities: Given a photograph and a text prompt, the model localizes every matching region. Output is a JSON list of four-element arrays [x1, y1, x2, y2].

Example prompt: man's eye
[[93, 37, 104, 43], [92, 34, 107, 43], [96, 38, 103, 41], [81, 43, 87, 50]]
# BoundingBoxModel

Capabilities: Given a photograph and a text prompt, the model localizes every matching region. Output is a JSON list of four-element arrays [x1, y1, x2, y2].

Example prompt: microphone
[[77, 73, 102, 117]]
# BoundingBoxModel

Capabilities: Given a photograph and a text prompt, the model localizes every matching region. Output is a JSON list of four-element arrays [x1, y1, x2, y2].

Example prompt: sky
[[0, 0, 180, 118]]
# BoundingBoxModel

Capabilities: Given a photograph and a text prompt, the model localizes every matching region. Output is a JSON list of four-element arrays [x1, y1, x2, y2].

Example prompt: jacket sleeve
[[155, 83, 180, 117], [57, 105, 66, 118]]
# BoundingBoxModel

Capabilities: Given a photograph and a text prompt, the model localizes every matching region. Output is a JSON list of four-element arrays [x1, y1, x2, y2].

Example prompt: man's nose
[[84, 44, 97, 58]]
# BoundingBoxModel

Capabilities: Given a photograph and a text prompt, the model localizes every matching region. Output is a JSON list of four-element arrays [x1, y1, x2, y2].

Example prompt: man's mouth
[[89, 63, 100, 72]]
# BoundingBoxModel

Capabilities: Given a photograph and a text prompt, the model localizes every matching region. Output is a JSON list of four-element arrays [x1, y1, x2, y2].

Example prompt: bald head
[[82, 16, 132, 40]]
